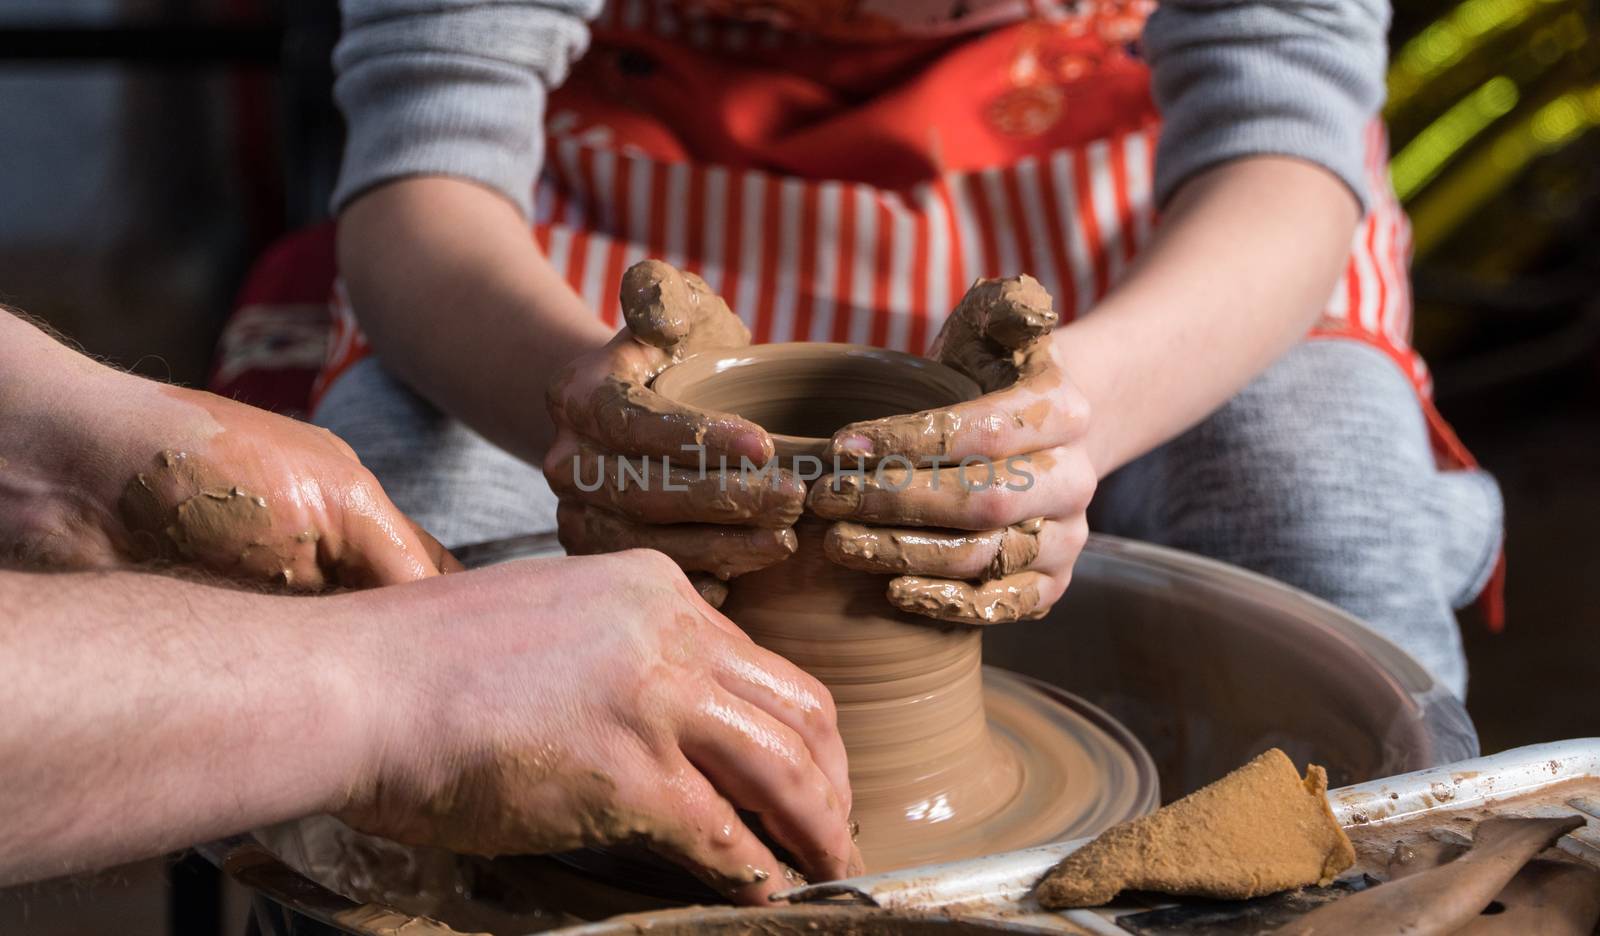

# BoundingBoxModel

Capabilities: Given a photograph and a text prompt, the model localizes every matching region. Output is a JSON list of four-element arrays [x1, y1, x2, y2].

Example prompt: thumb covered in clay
[[547, 259, 774, 465], [930, 274, 1059, 392], [827, 275, 1063, 463], [621, 259, 753, 357], [623, 259, 773, 464]]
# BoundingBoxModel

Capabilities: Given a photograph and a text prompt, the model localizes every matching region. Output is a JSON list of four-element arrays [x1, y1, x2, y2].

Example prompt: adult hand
[[112, 389, 461, 588], [544, 260, 805, 605], [808, 276, 1095, 624], [342, 550, 861, 902], [0, 313, 456, 588]]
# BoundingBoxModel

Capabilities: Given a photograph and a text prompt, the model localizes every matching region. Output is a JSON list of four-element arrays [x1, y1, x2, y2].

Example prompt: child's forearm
[[1055, 156, 1361, 475], [337, 177, 612, 465]]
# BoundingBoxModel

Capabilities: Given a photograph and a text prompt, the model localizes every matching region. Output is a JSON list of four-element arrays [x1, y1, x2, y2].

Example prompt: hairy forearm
[[0, 569, 376, 884], [338, 177, 611, 464], [1, 310, 130, 470], [0, 314, 166, 561], [1057, 157, 1361, 474]]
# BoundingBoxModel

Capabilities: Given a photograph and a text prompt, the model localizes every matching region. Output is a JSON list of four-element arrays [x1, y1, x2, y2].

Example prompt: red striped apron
[[312, 0, 1504, 625]]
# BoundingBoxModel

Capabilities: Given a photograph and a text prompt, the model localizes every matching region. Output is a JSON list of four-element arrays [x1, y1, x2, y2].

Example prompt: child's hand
[[543, 261, 806, 603], [809, 277, 1095, 624]]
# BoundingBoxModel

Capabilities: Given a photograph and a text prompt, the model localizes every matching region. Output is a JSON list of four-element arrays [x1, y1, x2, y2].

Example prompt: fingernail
[[807, 477, 862, 517], [834, 433, 874, 458], [739, 432, 767, 459], [737, 429, 773, 464]]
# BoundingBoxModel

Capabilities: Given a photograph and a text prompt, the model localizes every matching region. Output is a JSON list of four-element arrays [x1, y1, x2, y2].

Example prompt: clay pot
[[653, 343, 1153, 871]]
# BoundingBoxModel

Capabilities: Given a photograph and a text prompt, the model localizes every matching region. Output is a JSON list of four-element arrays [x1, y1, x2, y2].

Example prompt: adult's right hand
[[544, 260, 804, 605], [341, 549, 861, 902]]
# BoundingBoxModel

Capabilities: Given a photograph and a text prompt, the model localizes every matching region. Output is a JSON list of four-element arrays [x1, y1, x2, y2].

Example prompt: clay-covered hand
[[545, 260, 805, 605], [7, 373, 457, 589], [341, 550, 862, 903], [810, 276, 1094, 624]]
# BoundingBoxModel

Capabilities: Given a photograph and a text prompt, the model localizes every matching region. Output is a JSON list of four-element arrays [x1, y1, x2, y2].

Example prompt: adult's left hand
[[0, 310, 460, 590], [807, 276, 1095, 624]]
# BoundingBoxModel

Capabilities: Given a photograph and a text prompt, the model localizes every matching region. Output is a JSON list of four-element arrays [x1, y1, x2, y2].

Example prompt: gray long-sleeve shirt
[[331, 0, 1389, 220]]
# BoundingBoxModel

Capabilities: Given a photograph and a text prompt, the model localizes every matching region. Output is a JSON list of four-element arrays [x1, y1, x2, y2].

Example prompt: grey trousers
[[315, 340, 1502, 697]]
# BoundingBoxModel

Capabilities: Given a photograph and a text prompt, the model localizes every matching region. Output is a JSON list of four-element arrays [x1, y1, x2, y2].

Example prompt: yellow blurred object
[[1383, 0, 1599, 264], [1407, 82, 1600, 257], [1391, 75, 1520, 200], [1389, 0, 1557, 111]]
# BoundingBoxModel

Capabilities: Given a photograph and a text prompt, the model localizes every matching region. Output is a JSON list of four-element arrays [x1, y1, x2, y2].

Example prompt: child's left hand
[[808, 276, 1096, 625]]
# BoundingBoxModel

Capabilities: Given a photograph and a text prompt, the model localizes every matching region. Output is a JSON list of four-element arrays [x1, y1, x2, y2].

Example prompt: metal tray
[[776, 738, 1600, 934]]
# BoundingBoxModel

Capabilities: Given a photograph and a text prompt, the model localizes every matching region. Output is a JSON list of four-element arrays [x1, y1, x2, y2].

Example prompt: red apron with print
[[304, 0, 1504, 626]]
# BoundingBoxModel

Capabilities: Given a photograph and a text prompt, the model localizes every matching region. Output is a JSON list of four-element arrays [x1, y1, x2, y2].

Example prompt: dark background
[[1, 0, 1598, 933]]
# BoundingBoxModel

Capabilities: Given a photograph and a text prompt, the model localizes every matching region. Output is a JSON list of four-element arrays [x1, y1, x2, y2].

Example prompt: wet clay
[[339, 745, 776, 897], [551, 259, 765, 462], [1035, 748, 1355, 909], [653, 343, 1153, 872], [885, 574, 1046, 626], [929, 274, 1055, 393], [822, 521, 1040, 580], [552, 445, 805, 529], [1277, 814, 1585, 936], [654, 342, 981, 462], [819, 513, 1048, 624], [557, 502, 798, 580], [620, 260, 749, 356], [118, 449, 315, 586], [823, 274, 1058, 465]]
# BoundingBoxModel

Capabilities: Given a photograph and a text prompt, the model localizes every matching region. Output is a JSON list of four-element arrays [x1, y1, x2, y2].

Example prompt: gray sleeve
[[1141, 0, 1390, 211], [332, 0, 602, 219]]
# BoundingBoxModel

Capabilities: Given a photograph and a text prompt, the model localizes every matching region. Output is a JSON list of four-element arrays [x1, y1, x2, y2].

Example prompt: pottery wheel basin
[[214, 532, 1475, 936]]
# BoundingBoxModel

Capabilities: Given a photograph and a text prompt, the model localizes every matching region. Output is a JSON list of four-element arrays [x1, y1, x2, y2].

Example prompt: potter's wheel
[[554, 667, 1157, 900], [215, 534, 1472, 936]]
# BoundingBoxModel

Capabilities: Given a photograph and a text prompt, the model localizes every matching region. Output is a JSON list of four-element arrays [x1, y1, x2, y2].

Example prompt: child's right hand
[[543, 261, 805, 604]]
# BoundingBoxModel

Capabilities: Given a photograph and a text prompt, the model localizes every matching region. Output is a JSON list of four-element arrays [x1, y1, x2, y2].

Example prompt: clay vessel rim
[[652, 342, 982, 449]]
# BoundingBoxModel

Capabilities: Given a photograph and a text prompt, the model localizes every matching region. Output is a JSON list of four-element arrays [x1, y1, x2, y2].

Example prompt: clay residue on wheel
[[1035, 747, 1355, 908], [580, 904, 1085, 935]]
